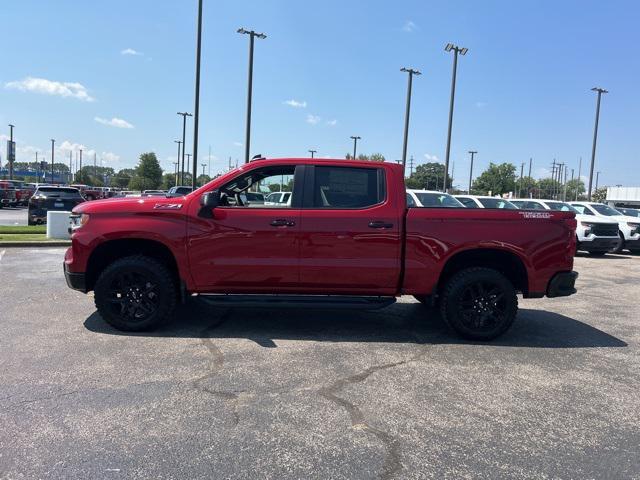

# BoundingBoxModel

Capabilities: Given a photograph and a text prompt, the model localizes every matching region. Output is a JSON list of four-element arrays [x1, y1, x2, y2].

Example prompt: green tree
[[196, 174, 211, 187], [565, 178, 586, 200], [113, 168, 135, 189], [513, 176, 538, 197], [592, 187, 607, 202], [405, 163, 452, 190], [129, 152, 163, 190], [369, 153, 385, 162], [472, 162, 517, 196], [161, 173, 177, 190]]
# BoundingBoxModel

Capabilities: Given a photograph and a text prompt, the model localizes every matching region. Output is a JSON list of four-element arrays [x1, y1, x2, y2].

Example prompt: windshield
[[620, 208, 640, 217], [413, 192, 464, 208], [478, 198, 517, 209], [591, 203, 622, 216], [545, 202, 579, 213]]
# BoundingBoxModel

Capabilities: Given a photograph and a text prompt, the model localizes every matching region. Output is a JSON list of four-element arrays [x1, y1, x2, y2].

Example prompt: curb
[[0, 241, 71, 248]]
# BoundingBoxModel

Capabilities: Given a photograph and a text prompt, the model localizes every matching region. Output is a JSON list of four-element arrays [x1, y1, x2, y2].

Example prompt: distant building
[[606, 187, 640, 207]]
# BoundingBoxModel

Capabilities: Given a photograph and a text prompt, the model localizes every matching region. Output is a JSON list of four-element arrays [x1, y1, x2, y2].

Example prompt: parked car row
[[406, 189, 640, 256]]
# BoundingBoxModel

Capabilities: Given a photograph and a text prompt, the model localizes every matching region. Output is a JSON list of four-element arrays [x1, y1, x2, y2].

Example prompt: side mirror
[[200, 190, 220, 208]]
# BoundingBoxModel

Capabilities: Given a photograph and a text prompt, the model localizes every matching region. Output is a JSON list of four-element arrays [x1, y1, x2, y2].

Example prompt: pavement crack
[[192, 309, 241, 426], [319, 360, 406, 480]]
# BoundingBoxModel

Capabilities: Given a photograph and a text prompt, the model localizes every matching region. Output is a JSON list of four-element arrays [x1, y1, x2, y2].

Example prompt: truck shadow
[[83, 300, 627, 349]]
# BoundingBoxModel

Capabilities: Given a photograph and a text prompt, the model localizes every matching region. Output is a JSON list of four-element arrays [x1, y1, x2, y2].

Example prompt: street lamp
[[350, 136, 361, 159], [400, 67, 421, 169], [191, 0, 204, 190], [443, 43, 468, 192], [238, 27, 267, 164], [308, 149, 317, 158], [587, 87, 608, 200], [467, 150, 477, 194], [8, 124, 15, 180], [50, 139, 55, 184], [174, 140, 182, 181], [177, 112, 192, 185]]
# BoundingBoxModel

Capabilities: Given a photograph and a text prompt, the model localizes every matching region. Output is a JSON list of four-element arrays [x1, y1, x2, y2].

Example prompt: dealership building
[[606, 187, 640, 208]]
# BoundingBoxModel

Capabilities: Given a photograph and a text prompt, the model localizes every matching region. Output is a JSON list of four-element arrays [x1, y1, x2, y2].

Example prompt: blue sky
[[1, 0, 639, 187]]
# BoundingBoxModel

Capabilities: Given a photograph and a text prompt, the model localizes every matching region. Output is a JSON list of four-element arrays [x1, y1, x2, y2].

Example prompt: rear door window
[[310, 166, 385, 209]]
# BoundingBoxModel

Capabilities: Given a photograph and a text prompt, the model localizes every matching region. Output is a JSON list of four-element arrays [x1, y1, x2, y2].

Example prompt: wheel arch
[[437, 248, 529, 296], [85, 238, 181, 293]]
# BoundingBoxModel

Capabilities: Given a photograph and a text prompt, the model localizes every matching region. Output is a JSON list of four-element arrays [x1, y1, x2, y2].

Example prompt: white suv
[[570, 202, 640, 253], [455, 195, 518, 209], [511, 199, 620, 255], [406, 189, 464, 208]]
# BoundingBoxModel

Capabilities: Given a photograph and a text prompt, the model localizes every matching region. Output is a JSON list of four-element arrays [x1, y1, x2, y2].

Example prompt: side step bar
[[198, 294, 397, 310]]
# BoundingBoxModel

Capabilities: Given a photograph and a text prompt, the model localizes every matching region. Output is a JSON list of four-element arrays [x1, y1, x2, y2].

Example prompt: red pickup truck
[[64, 158, 578, 340]]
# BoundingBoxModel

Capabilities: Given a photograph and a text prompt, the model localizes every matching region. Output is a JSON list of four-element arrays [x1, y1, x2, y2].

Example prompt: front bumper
[[578, 237, 620, 252], [64, 262, 87, 293], [547, 271, 578, 298], [624, 237, 640, 251]]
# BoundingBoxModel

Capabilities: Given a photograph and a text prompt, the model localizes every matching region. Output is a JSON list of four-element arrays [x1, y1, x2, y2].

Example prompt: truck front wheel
[[439, 267, 518, 340], [94, 255, 177, 331]]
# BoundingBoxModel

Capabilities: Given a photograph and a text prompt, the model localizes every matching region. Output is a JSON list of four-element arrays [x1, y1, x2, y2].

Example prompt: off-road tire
[[94, 255, 177, 331], [439, 267, 518, 341]]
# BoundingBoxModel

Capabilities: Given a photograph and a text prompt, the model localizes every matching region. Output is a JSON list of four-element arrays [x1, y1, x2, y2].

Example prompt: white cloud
[[424, 153, 440, 162], [101, 152, 120, 164], [283, 99, 307, 108], [233, 141, 243, 147], [306, 114, 321, 125], [121, 48, 143, 56], [5, 77, 94, 102], [402, 20, 417, 33], [94, 116, 134, 129], [326, 119, 338, 126]]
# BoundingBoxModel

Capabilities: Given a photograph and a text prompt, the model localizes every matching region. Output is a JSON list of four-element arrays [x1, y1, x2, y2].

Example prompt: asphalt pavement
[[0, 248, 639, 479], [0, 206, 27, 226]]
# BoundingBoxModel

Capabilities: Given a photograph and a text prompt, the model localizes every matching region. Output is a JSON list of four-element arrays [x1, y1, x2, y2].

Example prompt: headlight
[[627, 222, 640, 228], [628, 222, 640, 235], [69, 213, 90, 231]]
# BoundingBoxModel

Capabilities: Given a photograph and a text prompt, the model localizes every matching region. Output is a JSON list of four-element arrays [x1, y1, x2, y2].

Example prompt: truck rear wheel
[[94, 255, 177, 331], [439, 267, 517, 340]]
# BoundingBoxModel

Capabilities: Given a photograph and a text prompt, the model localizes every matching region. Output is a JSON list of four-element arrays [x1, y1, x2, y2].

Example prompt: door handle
[[368, 221, 393, 229], [270, 219, 295, 227]]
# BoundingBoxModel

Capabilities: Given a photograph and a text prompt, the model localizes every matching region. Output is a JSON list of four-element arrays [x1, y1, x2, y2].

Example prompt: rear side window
[[458, 197, 479, 208], [406, 193, 417, 207], [37, 188, 81, 198], [312, 167, 385, 209]]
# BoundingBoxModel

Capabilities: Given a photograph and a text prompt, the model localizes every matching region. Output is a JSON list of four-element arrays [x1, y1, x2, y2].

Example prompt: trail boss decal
[[518, 211, 552, 219]]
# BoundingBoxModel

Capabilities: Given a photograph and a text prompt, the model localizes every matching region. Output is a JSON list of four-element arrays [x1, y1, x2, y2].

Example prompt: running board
[[198, 294, 396, 310]]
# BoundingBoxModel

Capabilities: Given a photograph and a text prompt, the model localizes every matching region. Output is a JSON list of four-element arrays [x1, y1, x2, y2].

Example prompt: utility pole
[[588, 87, 608, 200], [238, 27, 267, 164], [519, 162, 524, 198], [185, 153, 192, 183], [173, 162, 179, 186], [467, 150, 477, 194], [177, 112, 192, 185], [350, 136, 361, 160], [563, 167, 569, 201], [191, 0, 204, 189], [595, 171, 601, 191], [400, 67, 421, 169], [308, 149, 317, 158], [50, 139, 55, 184], [79, 148, 83, 178], [576, 157, 582, 201], [201, 163, 207, 185], [409, 155, 414, 177], [528, 157, 532, 178], [174, 140, 182, 182], [8, 124, 15, 180], [443, 43, 468, 192]]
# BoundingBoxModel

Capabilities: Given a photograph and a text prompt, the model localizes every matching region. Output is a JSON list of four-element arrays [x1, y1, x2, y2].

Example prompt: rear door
[[297, 164, 401, 295]]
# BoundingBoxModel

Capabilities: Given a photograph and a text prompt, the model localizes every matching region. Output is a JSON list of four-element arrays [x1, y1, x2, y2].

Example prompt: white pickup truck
[[511, 199, 620, 255], [570, 202, 640, 253]]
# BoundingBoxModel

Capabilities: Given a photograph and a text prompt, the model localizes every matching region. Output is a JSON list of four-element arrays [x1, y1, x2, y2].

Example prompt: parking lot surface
[[0, 207, 27, 226], [1, 248, 639, 479]]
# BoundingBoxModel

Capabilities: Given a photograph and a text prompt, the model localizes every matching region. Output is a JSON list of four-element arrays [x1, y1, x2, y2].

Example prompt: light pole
[[595, 171, 601, 191], [8, 124, 15, 180], [50, 139, 55, 184], [443, 43, 468, 192], [350, 136, 361, 160], [238, 27, 267, 164], [191, 0, 204, 190], [173, 162, 179, 186], [201, 163, 206, 185], [467, 150, 477, 194], [519, 162, 525, 198], [587, 87, 608, 200], [174, 140, 182, 182], [185, 154, 192, 183], [79, 148, 83, 178], [400, 67, 421, 169], [177, 112, 192, 185], [308, 149, 317, 158]]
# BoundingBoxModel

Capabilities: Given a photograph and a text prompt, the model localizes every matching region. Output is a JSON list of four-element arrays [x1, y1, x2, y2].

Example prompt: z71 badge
[[153, 203, 183, 210]]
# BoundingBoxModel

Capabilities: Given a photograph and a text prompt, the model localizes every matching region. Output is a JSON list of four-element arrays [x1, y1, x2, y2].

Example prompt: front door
[[188, 164, 303, 292]]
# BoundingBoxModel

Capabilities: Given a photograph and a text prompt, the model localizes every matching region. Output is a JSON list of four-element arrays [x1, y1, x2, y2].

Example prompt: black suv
[[166, 186, 194, 197], [28, 187, 85, 225]]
